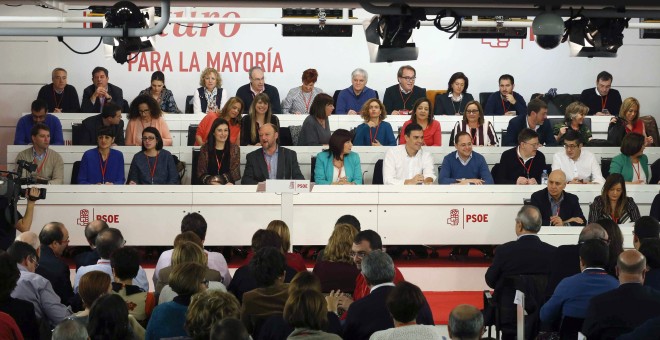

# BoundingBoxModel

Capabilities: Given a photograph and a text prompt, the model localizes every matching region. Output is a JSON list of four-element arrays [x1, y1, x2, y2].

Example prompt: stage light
[[103, 1, 152, 64], [363, 5, 425, 63], [564, 15, 629, 57]]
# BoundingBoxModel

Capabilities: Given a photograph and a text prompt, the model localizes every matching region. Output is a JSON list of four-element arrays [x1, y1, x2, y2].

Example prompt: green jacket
[[610, 153, 649, 183]]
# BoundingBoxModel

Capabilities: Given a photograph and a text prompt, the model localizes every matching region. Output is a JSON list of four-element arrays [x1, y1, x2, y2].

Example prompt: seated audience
[[210, 318, 250, 340], [240, 93, 281, 146], [75, 228, 149, 293], [313, 223, 361, 293], [52, 319, 88, 340], [36, 222, 73, 305], [370, 281, 442, 340], [79, 102, 125, 146], [298, 93, 333, 146], [435, 72, 474, 116], [439, 131, 494, 185], [353, 99, 396, 146], [632, 216, 660, 250], [610, 132, 649, 184], [503, 98, 555, 146], [597, 218, 625, 277], [281, 68, 323, 115], [336, 68, 377, 115], [139, 70, 181, 113], [15, 123, 64, 184], [382, 65, 426, 115], [185, 290, 241, 340], [127, 126, 179, 184], [383, 123, 436, 185], [530, 170, 586, 226], [447, 304, 485, 340], [0, 252, 38, 339], [553, 101, 592, 145], [193, 67, 227, 115], [639, 238, 660, 290], [195, 96, 244, 146], [579, 71, 622, 116], [81, 66, 124, 113], [343, 252, 434, 340], [37, 67, 80, 113], [588, 174, 641, 224], [608, 97, 653, 146], [651, 193, 660, 222], [267, 220, 306, 272], [74, 220, 107, 269], [147, 262, 208, 339], [617, 315, 660, 340], [88, 293, 143, 340], [153, 213, 231, 288], [236, 66, 282, 115], [197, 118, 241, 185], [314, 129, 362, 185], [551, 130, 605, 184], [7, 241, 71, 328], [125, 95, 173, 146], [242, 124, 304, 184], [70, 270, 111, 326], [285, 289, 342, 339], [14, 99, 64, 145], [496, 128, 547, 185], [448, 100, 498, 146], [111, 247, 154, 324], [484, 74, 527, 116], [77, 126, 125, 185], [399, 98, 441, 146], [582, 250, 660, 339]]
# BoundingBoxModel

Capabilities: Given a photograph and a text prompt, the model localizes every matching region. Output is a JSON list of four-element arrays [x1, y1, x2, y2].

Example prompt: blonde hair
[[185, 290, 240, 340], [564, 101, 589, 123], [172, 241, 207, 266], [248, 93, 274, 144], [324, 223, 357, 263], [359, 98, 387, 123], [266, 220, 291, 253], [199, 67, 222, 88], [619, 97, 640, 123], [219, 97, 244, 126]]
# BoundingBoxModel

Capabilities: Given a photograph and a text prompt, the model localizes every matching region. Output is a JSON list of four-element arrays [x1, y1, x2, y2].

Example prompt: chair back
[[310, 156, 317, 182], [426, 89, 446, 109], [279, 127, 293, 146], [185, 95, 194, 113], [601, 157, 612, 179], [187, 124, 198, 146], [372, 159, 384, 184], [496, 274, 549, 340], [191, 148, 201, 185], [332, 90, 340, 115], [72, 123, 85, 145], [491, 163, 502, 184], [71, 161, 81, 184], [480, 92, 494, 106]]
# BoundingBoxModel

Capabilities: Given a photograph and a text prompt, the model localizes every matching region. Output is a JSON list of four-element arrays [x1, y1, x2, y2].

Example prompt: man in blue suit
[[502, 98, 555, 147]]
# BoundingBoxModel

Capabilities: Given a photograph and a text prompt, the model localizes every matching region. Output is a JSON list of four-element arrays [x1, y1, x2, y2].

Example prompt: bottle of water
[[541, 170, 549, 185]]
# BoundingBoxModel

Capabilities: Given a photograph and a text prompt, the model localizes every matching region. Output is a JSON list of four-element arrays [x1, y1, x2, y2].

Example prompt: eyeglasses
[[142, 136, 157, 141], [138, 109, 150, 114], [564, 144, 580, 150], [523, 141, 541, 149], [349, 251, 368, 259], [465, 110, 480, 114], [29, 256, 39, 269], [201, 279, 210, 288], [399, 76, 416, 82]]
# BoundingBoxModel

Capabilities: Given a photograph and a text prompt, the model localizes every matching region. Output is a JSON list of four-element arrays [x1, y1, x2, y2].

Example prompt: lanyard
[[517, 156, 534, 179], [632, 162, 642, 182], [146, 152, 159, 184], [611, 214, 619, 224], [301, 91, 313, 113], [399, 90, 414, 110], [470, 127, 478, 145], [99, 151, 109, 183], [215, 149, 224, 175], [369, 122, 381, 144], [601, 95, 608, 110], [501, 98, 511, 113], [33, 149, 49, 174], [52, 87, 63, 110]]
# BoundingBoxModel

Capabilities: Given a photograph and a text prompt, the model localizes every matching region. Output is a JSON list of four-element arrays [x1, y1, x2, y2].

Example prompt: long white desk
[[9, 145, 660, 185], [14, 185, 657, 247], [27, 113, 613, 147]]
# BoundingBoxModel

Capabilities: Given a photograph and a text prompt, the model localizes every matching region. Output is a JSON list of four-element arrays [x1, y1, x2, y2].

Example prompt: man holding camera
[[0, 187, 40, 250], [15, 123, 64, 185]]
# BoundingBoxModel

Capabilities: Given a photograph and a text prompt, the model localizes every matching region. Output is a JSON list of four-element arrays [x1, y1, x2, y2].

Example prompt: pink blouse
[[125, 116, 173, 146]]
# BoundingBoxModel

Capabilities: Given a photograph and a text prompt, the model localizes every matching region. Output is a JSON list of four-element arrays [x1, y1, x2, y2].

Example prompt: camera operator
[[0, 187, 40, 250], [15, 123, 64, 184]]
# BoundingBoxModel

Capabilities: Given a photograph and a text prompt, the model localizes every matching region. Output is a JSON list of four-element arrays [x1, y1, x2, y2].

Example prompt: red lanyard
[[470, 127, 478, 145], [215, 149, 224, 175], [33, 149, 49, 174], [146, 152, 159, 184], [99, 151, 109, 183], [601, 95, 608, 110], [369, 122, 381, 144], [302, 91, 313, 113], [517, 156, 534, 179], [501, 98, 511, 112], [632, 162, 642, 182], [611, 214, 619, 224], [399, 90, 414, 110], [52, 87, 63, 110]]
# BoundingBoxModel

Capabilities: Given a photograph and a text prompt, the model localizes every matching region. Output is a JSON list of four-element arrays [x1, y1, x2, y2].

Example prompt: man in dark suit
[[36, 222, 73, 305], [81, 66, 124, 113], [582, 249, 660, 339], [530, 170, 586, 226], [241, 123, 304, 184], [343, 251, 433, 340], [495, 129, 547, 185], [502, 98, 555, 146], [382, 65, 426, 115], [79, 102, 125, 146], [485, 205, 556, 340], [633, 215, 660, 250], [73, 219, 108, 270], [235, 66, 281, 115]]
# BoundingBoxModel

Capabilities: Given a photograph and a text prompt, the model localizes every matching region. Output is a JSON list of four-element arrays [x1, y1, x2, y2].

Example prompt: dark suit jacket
[[545, 244, 581, 299], [80, 114, 125, 146], [485, 235, 556, 290], [0, 297, 39, 339], [496, 147, 547, 184], [503, 114, 556, 146], [74, 249, 100, 270], [227, 264, 297, 303], [235, 83, 282, 115], [36, 246, 74, 305], [343, 285, 434, 340], [81, 83, 124, 113], [241, 147, 304, 184], [582, 283, 660, 339], [530, 188, 586, 227], [617, 315, 660, 340]]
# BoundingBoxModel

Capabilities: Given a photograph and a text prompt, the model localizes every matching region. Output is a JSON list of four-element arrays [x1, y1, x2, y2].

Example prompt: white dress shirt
[[551, 149, 605, 184], [153, 249, 231, 287], [383, 145, 437, 185], [74, 259, 149, 294]]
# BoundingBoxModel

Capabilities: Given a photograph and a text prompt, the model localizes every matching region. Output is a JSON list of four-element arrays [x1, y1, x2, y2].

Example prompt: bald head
[[16, 231, 40, 250], [549, 170, 566, 183], [579, 223, 608, 243], [448, 304, 484, 340], [617, 249, 647, 284], [547, 170, 567, 200], [85, 220, 109, 247]]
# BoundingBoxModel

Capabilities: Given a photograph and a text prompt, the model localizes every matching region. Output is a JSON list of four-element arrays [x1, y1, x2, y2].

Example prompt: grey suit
[[241, 146, 304, 184]]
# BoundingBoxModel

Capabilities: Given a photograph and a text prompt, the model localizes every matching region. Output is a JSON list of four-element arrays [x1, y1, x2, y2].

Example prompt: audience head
[[181, 212, 208, 242], [92, 66, 109, 88], [173, 231, 203, 248], [101, 102, 122, 121], [351, 68, 368, 91], [219, 97, 244, 124], [199, 67, 222, 89], [397, 65, 416, 92], [448, 304, 485, 340], [578, 223, 608, 243], [328, 129, 353, 160], [30, 123, 50, 151], [386, 281, 426, 324], [51, 67, 68, 90], [85, 220, 109, 247], [52, 319, 88, 340], [141, 126, 164, 151], [15, 231, 40, 251], [639, 238, 660, 270], [210, 318, 250, 340], [562, 130, 584, 160], [361, 250, 395, 286], [515, 205, 542, 235], [248, 66, 265, 91], [527, 98, 548, 121], [547, 170, 567, 199], [266, 220, 291, 254], [498, 74, 515, 95], [616, 249, 647, 283], [579, 239, 610, 269], [462, 101, 485, 126], [619, 97, 640, 123], [411, 98, 433, 125], [39, 222, 69, 255], [517, 129, 540, 158], [325, 223, 359, 264], [0, 252, 19, 300], [352, 230, 383, 270], [633, 216, 660, 249], [309, 93, 333, 120], [79, 270, 112, 309], [620, 132, 645, 157], [250, 92, 273, 117], [250, 247, 286, 288], [129, 94, 162, 120], [172, 241, 207, 267], [336, 214, 361, 231], [170, 262, 208, 296], [601, 173, 627, 208], [301, 68, 318, 86], [284, 289, 329, 331], [447, 72, 469, 95], [289, 271, 322, 294], [87, 294, 132, 340], [360, 98, 387, 122], [206, 117, 231, 149], [110, 246, 140, 282], [95, 228, 124, 259], [250, 229, 283, 252], [30, 99, 47, 122], [7, 241, 38, 272], [96, 125, 115, 146], [150, 70, 167, 92], [258, 123, 279, 150], [404, 121, 423, 137], [596, 218, 624, 268], [564, 101, 589, 124], [185, 290, 241, 340]]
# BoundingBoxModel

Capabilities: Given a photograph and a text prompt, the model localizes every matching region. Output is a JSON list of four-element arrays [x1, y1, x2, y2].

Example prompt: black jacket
[[503, 114, 556, 147], [496, 147, 547, 184], [241, 146, 304, 184], [530, 188, 586, 226]]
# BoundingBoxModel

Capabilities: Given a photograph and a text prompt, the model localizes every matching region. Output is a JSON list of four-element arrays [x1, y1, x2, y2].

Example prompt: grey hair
[[248, 66, 264, 79], [579, 223, 607, 243], [361, 250, 394, 285], [15, 232, 40, 250], [351, 68, 368, 82], [448, 304, 484, 340], [516, 205, 542, 233], [52, 319, 88, 340]]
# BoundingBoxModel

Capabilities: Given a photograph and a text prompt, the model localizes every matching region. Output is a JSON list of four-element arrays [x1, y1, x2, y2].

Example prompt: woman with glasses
[[125, 95, 173, 146], [610, 132, 649, 184], [434, 72, 475, 116], [78, 126, 125, 185], [554, 101, 592, 145], [449, 100, 499, 146], [399, 98, 441, 146], [127, 127, 179, 185], [588, 173, 641, 224], [353, 98, 396, 146], [197, 118, 241, 185]]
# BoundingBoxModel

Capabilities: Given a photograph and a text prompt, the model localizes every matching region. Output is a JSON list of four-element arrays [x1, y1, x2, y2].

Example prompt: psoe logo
[[447, 209, 460, 226], [76, 209, 90, 226]]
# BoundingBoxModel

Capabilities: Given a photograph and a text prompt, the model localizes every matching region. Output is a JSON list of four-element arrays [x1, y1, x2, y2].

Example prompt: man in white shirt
[[551, 130, 605, 184], [383, 123, 436, 185]]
